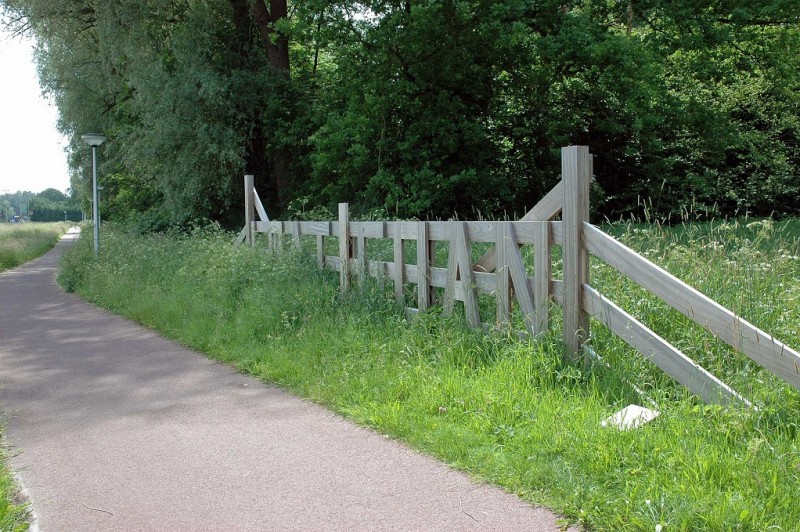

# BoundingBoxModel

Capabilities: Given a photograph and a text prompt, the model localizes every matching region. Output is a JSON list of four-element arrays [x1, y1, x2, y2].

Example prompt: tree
[[2, 0, 798, 225]]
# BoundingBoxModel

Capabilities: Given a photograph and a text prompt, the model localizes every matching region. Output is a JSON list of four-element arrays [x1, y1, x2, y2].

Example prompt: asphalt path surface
[[0, 230, 575, 531]]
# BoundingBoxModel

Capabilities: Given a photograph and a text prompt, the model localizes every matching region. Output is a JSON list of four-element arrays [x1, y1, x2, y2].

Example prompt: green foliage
[[59, 222, 800, 530], [25, 189, 80, 222], [0, 434, 29, 532], [2, 0, 798, 224]]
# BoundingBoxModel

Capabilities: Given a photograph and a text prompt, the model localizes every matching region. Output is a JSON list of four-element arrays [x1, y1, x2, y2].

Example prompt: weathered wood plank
[[583, 285, 748, 406], [427, 222, 450, 242], [504, 223, 536, 337], [338, 203, 350, 293], [417, 222, 430, 311], [428, 221, 497, 243], [367, 260, 387, 286], [393, 222, 405, 305], [533, 221, 551, 336], [584, 222, 800, 390], [233, 226, 247, 248], [456, 222, 481, 326], [299, 221, 332, 236], [474, 180, 565, 272], [316, 235, 324, 270], [244, 175, 254, 247], [552, 280, 564, 306], [325, 255, 340, 271], [290, 221, 301, 249], [442, 223, 480, 325], [357, 225, 367, 287], [443, 225, 459, 317], [495, 223, 511, 324], [562, 146, 592, 360], [406, 264, 419, 284], [551, 221, 563, 245], [400, 221, 417, 240], [350, 221, 386, 238], [274, 222, 284, 252], [253, 187, 269, 222], [474, 271, 495, 294]]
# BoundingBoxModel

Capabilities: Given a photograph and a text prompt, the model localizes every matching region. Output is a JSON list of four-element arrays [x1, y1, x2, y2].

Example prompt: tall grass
[[0, 222, 72, 272], [59, 221, 800, 531]]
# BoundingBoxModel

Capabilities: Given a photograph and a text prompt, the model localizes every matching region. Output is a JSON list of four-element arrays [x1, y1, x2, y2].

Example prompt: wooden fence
[[236, 146, 800, 406]]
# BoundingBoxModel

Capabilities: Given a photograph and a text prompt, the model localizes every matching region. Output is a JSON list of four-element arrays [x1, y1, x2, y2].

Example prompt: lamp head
[[81, 133, 107, 147]]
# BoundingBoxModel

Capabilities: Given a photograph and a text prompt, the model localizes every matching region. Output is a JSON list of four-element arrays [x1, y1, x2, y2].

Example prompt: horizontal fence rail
[[236, 146, 800, 406]]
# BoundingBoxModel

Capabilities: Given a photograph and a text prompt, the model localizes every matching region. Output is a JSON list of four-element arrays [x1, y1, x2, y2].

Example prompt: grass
[[0, 440, 28, 532], [58, 219, 800, 531], [0, 222, 72, 272]]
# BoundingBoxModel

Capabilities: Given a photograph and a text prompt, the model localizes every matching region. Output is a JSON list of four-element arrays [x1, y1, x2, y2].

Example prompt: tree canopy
[[2, 0, 798, 226]]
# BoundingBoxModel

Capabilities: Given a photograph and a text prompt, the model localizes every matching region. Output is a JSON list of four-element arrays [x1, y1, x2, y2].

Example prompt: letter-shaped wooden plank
[[393, 222, 405, 305], [495, 223, 510, 324], [417, 222, 430, 311], [444, 222, 481, 325], [244, 175, 254, 247], [533, 221, 551, 336], [339, 203, 350, 293], [474, 180, 565, 273], [503, 223, 536, 337]]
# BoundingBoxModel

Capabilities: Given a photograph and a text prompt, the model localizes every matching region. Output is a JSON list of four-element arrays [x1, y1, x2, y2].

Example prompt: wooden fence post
[[562, 146, 592, 363], [244, 174, 254, 247], [393, 222, 405, 305], [317, 235, 325, 270], [533, 221, 551, 336], [339, 203, 350, 294], [357, 225, 366, 288], [495, 223, 511, 324], [291, 222, 301, 250], [417, 222, 430, 311]]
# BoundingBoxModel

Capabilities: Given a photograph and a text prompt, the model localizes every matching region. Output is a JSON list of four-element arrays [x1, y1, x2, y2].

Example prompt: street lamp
[[81, 133, 106, 256]]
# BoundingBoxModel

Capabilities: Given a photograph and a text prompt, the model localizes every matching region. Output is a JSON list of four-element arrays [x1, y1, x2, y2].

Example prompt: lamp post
[[81, 133, 107, 256]]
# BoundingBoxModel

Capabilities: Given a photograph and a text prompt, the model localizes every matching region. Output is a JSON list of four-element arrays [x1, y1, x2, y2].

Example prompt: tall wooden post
[[339, 203, 350, 294], [393, 222, 405, 305], [244, 174, 254, 247], [495, 223, 511, 324], [417, 222, 430, 311], [562, 146, 592, 363], [533, 221, 551, 336]]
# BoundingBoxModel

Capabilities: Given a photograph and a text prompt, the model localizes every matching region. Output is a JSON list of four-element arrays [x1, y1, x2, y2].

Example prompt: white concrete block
[[601, 404, 660, 430]]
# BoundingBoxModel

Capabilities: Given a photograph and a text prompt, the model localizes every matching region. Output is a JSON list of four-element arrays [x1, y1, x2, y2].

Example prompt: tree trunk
[[252, 0, 290, 77], [227, 0, 291, 210], [251, 0, 291, 208]]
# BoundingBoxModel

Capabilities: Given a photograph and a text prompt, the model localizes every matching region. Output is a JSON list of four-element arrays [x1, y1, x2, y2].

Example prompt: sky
[[0, 28, 71, 195]]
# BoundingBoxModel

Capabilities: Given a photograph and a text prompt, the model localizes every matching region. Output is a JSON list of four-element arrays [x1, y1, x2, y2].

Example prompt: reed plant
[[59, 220, 800, 531]]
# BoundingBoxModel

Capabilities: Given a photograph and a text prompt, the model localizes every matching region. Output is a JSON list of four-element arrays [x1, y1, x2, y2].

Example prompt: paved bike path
[[0, 231, 574, 531]]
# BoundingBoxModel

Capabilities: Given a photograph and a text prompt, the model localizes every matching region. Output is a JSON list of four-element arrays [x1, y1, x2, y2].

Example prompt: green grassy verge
[[0, 439, 28, 532], [59, 221, 800, 531], [0, 222, 73, 272]]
